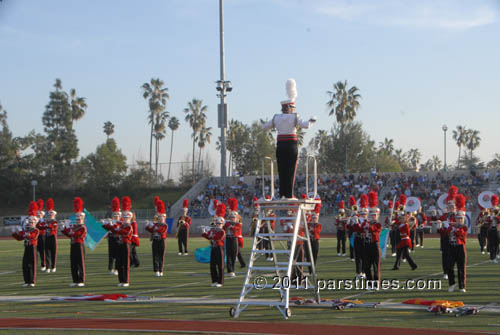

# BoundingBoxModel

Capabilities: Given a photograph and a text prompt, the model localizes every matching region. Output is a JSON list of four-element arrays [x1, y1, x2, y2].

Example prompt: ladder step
[[237, 300, 286, 306], [256, 233, 293, 237], [252, 250, 290, 254], [249, 266, 289, 271]]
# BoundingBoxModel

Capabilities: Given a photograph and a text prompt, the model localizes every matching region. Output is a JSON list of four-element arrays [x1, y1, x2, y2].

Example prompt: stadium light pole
[[442, 125, 448, 172], [31, 180, 37, 202]]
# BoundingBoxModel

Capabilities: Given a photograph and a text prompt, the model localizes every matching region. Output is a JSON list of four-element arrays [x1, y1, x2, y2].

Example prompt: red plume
[[253, 196, 258, 202], [447, 185, 458, 202], [394, 201, 400, 209], [216, 203, 226, 218], [229, 198, 238, 212], [455, 194, 466, 211], [154, 196, 160, 206], [339, 200, 345, 210], [314, 200, 322, 215], [183, 199, 189, 209], [156, 200, 166, 214], [349, 196, 356, 207], [121, 196, 131, 211], [491, 194, 499, 207], [73, 197, 84, 213], [28, 201, 38, 216], [301, 194, 307, 199], [37, 199, 44, 211], [368, 191, 378, 208], [46, 198, 54, 211], [213, 199, 218, 208], [112, 197, 121, 212], [388, 200, 393, 209], [399, 194, 407, 206], [360, 194, 368, 208]]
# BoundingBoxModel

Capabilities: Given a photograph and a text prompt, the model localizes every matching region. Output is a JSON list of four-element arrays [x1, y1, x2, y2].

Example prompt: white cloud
[[315, 0, 497, 30]]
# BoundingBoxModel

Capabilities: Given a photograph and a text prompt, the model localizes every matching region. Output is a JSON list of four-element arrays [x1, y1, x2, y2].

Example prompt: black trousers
[[354, 236, 364, 274], [23, 244, 37, 284], [37, 235, 46, 268], [276, 140, 298, 198], [394, 246, 417, 269], [130, 243, 140, 267], [410, 229, 416, 250], [487, 229, 499, 260], [152, 238, 166, 272], [70, 243, 85, 283], [390, 229, 400, 254], [45, 235, 57, 270], [210, 245, 224, 284], [448, 244, 466, 289], [116, 243, 130, 284], [416, 229, 424, 246], [348, 231, 354, 259], [442, 241, 450, 274], [292, 244, 304, 282], [305, 238, 319, 274], [108, 236, 118, 271], [178, 229, 188, 253], [478, 226, 488, 252], [225, 236, 238, 273], [363, 242, 380, 282], [237, 249, 246, 267], [337, 230, 346, 254]]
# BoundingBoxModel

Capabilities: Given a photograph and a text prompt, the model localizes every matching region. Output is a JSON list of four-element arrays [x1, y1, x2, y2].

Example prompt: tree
[[431, 155, 442, 171], [184, 99, 207, 182], [378, 138, 394, 155], [153, 110, 168, 178], [197, 125, 212, 177], [167, 116, 180, 182], [142, 78, 169, 172], [487, 154, 500, 169], [103, 121, 115, 139], [406, 148, 422, 170], [326, 80, 362, 172], [465, 129, 481, 160], [452, 125, 467, 169]]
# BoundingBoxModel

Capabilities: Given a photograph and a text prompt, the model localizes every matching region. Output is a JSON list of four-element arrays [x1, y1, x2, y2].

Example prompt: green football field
[[0, 236, 499, 334]]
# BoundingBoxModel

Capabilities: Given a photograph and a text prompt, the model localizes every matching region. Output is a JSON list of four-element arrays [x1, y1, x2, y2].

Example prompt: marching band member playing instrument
[[388, 201, 400, 257], [392, 210, 418, 271], [62, 197, 87, 287], [177, 199, 191, 256], [352, 194, 368, 279], [347, 196, 358, 261], [261, 79, 315, 199], [446, 194, 468, 292], [12, 201, 40, 287], [488, 195, 500, 263], [363, 192, 382, 286], [35, 199, 47, 272], [415, 205, 427, 248], [202, 203, 226, 287], [477, 205, 490, 255], [44, 198, 58, 273], [130, 212, 140, 268], [102, 197, 121, 275], [335, 200, 347, 256], [146, 198, 168, 276], [436, 186, 458, 279], [224, 198, 241, 276], [113, 196, 133, 287]]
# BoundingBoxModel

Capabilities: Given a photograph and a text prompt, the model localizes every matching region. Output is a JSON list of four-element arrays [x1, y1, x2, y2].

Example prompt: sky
[[1, 0, 499, 177]]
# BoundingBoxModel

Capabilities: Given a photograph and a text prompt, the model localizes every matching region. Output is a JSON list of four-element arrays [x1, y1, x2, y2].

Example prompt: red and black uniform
[[350, 218, 365, 275], [103, 221, 121, 272], [223, 220, 241, 274], [362, 220, 382, 282], [306, 218, 322, 271], [113, 224, 133, 284], [36, 220, 47, 269], [388, 215, 401, 255], [234, 222, 246, 268], [487, 216, 500, 261], [445, 224, 468, 289], [62, 225, 87, 284], [12, 227, 39, 285], [392, 222, 417, 270], [146, 222, 167, 273], [436, 213, 455, 275], [409, 217, 418, 251], [202, 227, 226, 285], [415, 212, 427, 247], [336, 215, 347, 255], [177, 215, 191, 254], [130, 221, 140, 268], [44, 219, 58, 270], [476, 211, 489, 253]]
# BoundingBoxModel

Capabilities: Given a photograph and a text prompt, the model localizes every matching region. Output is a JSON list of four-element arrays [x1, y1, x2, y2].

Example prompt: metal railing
[[261, 157, 275, 199]]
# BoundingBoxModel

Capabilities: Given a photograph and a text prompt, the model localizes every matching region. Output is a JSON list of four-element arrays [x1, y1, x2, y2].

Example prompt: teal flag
[[69, 209, 107, 251], [348, 228, 390, 259]]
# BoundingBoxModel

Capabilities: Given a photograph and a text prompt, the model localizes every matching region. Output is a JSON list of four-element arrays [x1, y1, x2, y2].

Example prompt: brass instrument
[[408, 216, 417, 230]]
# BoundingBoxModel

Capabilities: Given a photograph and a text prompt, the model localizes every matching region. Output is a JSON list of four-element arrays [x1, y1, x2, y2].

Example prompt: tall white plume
[[286, 78, 297, 101]]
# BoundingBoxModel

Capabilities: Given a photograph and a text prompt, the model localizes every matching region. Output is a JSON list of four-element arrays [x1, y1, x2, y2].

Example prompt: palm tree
[[326, 80, 362, 172], [69, 88, 87, 123], [184, 99, 207, 182], [167, 116, 180, 182], [197, 125, 213, 177], [452, 125, 467, 169], [142, 78, 169, 172], [407, 148, 422, 170], [431, 155, 442, 171], [103, 121, 114, 139], [466, 129, 481, 160], [379, 138, 394, 155], [296, 127, 305, 146], [153, 111, 169, 177]]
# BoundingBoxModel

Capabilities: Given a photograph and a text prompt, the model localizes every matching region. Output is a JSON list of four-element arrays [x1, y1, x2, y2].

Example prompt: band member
[[363, 192, 382, 286], [335, 201, 347, 256], [307, 199, 322, 269], [102, 197, 121, 275], [392, 211, 418, 271], [35, 199, 47, 271], [130, 212, 140, 268], [177, 199, 191, 255], [388, 201, 400, 257], [415, 206, 427, 248], [352, 194, 368, 279], [477, 205, 489, 255], [347, 196, 358, 261], [224, 198, 241, 276], [261, 79, 316, 199], [12, 201, 40, 287], [446, 194, 468, 292], [236, 225, 246, 268], [436, 186, 458, 279], [488, 195, 500, 263], [44, 198, 58, 273], [146, 198, 168, 276], [408, 214, 418, 252], [62, 197, 87, 287], [113, 196, 133, 287], [202, 203, 226, 287]]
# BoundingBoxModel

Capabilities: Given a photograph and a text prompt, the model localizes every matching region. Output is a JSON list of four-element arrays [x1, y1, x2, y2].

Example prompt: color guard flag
[[69, 209, 107, 251]]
